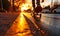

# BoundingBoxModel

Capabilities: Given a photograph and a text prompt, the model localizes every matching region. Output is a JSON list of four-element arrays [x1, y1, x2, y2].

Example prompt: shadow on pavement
[[23, 14, 42, 36]]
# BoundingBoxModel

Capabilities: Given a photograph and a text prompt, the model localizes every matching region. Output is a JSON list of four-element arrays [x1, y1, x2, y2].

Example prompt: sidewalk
[[0, 12, 20, 36]]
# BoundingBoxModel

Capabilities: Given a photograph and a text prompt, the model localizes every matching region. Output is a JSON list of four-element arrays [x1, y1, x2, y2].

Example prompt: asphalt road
[[0, 12, 47, 36], [1, 12, 42, 36]]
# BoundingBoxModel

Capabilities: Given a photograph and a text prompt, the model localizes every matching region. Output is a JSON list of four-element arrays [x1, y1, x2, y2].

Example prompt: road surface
[[0, 12, 48, 36], [0, 12, 44, 36]]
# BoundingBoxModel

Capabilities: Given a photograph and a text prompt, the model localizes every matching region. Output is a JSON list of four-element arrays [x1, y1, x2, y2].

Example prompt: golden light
[[21, 4, 29, 11], [14, 3, 17, 6], [16, 12, 32, 36], [17, 12, 31, 32], [19, 3, 33, 12], [18, 12, 25, 32], [12, 0, 33, 12]]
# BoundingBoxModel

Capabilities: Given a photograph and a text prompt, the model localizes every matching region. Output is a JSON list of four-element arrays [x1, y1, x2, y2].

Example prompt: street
[[0, 0, 60, 36], [5, 12, 33, 36], [1, 12, 60, 36], [0, 12, 46, 36]]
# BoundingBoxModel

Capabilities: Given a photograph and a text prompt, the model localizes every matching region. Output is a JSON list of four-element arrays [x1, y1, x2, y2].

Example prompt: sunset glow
[[20, 4, 29, 12]]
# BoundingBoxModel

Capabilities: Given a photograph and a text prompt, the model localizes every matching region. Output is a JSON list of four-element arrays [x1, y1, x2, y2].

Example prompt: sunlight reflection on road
[[5, 12, 33, 36]]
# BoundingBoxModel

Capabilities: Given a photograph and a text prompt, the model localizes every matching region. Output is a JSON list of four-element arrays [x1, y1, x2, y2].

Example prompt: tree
[[0, 0, 11, 11]]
